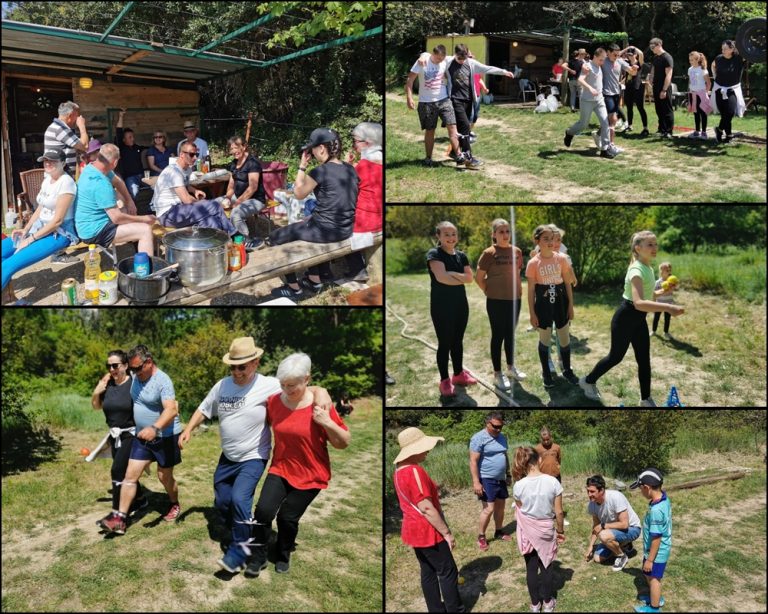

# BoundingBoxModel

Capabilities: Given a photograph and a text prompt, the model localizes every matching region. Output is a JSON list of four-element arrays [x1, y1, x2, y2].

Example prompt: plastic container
[[83, 244, 101, 305], [133, 251, 151, 278], [228, 241, 242, 271], [98, 270, 119, 305], [235, 235, 247, 268]]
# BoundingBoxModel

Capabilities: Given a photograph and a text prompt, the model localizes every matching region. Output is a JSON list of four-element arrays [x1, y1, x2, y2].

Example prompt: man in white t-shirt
[[178, 336, 332, 575], [405, 44, 461, 167], [585, 474, 642, 572]]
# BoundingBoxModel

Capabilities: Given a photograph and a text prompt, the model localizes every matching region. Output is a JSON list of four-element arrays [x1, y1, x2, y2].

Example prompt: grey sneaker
[[613, 553, 629, 572], [464, 156, 484, 169], [640, 398, 657, 407], [51, 252, 80, 264], [495, 372, 512, 391], [579, 376, 602, 401]]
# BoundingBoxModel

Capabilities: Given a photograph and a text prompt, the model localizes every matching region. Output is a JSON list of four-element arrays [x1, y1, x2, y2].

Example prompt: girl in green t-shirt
[[579, 231, 685, 406]]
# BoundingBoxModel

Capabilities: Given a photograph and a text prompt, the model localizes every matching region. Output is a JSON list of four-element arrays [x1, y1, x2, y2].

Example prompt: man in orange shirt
[[534, 427, 570, 526]]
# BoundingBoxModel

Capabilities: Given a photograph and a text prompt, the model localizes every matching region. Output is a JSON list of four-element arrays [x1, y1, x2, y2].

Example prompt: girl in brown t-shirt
[[475, 218, 527, 392]]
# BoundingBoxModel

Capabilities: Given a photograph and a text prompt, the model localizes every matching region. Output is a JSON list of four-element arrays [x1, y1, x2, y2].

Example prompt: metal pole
[[509, 205, 519, 407]]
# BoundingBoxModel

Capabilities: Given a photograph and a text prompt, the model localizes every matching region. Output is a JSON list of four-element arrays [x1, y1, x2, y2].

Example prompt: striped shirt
[[44, 118, 81, 176]]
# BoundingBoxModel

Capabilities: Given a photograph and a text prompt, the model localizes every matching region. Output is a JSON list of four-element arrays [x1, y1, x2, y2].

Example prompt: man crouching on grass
[[630, 468, 672, 613]]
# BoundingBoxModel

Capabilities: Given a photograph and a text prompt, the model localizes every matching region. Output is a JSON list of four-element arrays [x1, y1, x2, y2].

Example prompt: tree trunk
[[665, 471, 747, 491]]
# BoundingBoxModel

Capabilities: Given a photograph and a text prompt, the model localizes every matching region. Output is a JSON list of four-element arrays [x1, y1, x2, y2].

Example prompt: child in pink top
[[525, 225, 578, 388]]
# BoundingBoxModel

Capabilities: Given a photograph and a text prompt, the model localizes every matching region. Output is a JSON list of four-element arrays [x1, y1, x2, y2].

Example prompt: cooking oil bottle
[[83, 244, 101, 304]]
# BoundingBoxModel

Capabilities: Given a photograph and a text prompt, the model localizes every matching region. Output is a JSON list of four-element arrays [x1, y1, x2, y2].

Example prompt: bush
[[386, 236, 435, 275], [596, 410, 684, 478]]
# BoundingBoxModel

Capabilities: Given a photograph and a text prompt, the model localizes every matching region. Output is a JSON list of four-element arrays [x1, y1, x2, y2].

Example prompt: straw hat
[[183, 120, 197, 130], [222, 337, 264, 364], [393, 427, 444, 464]]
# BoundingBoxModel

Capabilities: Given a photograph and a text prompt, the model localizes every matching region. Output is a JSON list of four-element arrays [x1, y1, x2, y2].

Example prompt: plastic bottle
[[83, 244, 101, 305], [98, 270, 119, 305], [235, 235, 247, 267], [133, 252, 151, 278], [228, 240, 242, 271], [203, 154, 211, 174]]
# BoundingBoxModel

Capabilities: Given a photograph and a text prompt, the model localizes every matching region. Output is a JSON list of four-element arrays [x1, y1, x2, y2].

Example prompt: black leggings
[[653, 88, 674, 134], [652, 310, 671, 333], [715, 87, 738, 136], [586, 300, 652, 400], [625, 86, 647, 129], [486, 298, 521, 371], [413, 540, 465, 613], [451, 99, 473, 154], [524, 549, 554, 605], [431, 295, 469, 380], [110, 432, 142, 510], [689, 92, 708, 132], [251, 474, 320, 564]]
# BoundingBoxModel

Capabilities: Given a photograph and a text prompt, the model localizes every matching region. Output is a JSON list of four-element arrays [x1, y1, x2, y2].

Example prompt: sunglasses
[[106, 362, 122, 370], [183, 151, 199, 158], [230, 364, 249, 371], [154, 135, 164, 139], [128, 359, 147, 373], [489, 423, 504, 430]]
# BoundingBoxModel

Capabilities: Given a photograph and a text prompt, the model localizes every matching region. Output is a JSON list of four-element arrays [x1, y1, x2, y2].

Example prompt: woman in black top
[[427, 221, 476, 399], [712, 40, 746, 143], [269, 127, 359, 299], [623, 47, 650, 136], [92, 350, 146, 530]]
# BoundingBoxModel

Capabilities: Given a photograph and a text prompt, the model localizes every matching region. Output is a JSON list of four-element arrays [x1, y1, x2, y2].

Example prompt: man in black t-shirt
[[648, 38, 675, 138], [564, 49, 588, 112]]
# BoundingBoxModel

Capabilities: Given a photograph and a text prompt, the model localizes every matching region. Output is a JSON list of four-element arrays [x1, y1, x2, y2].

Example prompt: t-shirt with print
[[152, 163, 188, 218], [266, 393, 348, 490], [228, 154, 265, 203], [688, 66, 709, 92], [308, 162, 358, 236], [623, 260, 655, 302], [469, 429, 508, 480], [652, 52, 674, 91], [130, 368, 181, 437], [448, 60, 471, 101], [35, 173, 76, 227], [477, 245, 523, 301], [642, 491, 672, 562], [587, 489, 642, 528], [44, 118, 80, 175], [74, 163, 117, 240], [395, 464, 445, 548], [513, 474, 563, 519], [410, 58, 449, 103], [525, 252, 572, 286], [603, 57, 632, 95], [197, 374, 281, 463]]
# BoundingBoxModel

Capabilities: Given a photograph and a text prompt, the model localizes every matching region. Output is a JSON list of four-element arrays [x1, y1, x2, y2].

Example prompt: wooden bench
[[162, 231, 382, 305]]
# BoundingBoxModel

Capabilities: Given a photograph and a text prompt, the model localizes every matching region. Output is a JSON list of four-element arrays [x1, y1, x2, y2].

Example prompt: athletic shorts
[[605, 94, 622, 116], [80, 220, 118, 249], [418, 98, 456, 131], [130, 433, 182, 468], [642, 557, 667, 579], [534, 283, 570, 330], [478, 477, 509, 502]]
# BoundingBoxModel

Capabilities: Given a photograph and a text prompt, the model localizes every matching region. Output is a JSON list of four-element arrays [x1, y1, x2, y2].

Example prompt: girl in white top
[[687, 51, 711, 139]]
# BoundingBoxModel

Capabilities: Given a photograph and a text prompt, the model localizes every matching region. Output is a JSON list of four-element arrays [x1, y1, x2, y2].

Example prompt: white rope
[[385, 302, 519, 406]]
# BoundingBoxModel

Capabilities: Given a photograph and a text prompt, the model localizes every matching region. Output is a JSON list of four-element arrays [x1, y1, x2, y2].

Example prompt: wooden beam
[[106, 49, 152, 74], [665, 471, 747, 491]]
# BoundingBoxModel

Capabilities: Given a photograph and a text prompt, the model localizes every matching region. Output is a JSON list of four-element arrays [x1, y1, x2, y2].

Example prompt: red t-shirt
[[266, 393, 348, 490], [394, 464, 444, 548], [353, 159, 382, 233]]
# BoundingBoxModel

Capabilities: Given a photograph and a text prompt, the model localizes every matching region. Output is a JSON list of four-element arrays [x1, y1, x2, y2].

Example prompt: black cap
[[301, 127, 338, 151], [629, 468, 663, 489], [37, 149, 66, 163]]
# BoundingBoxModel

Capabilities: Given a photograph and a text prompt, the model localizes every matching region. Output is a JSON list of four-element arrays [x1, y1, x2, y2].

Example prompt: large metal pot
[[117, 256, 172, 305], [162, 227, 230, 288]]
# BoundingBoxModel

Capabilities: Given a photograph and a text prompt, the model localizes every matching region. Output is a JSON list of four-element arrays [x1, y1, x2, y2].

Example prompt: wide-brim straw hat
[[222, 336, 264, 364], [394, 427, 445, 464]]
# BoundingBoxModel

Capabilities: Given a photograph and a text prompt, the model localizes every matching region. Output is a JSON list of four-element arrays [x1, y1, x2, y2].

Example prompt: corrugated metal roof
[[2, 20, 263, 84]]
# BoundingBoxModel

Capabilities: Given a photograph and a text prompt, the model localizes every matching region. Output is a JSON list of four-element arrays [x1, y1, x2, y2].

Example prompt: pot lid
[[162, 227, 230, 250]]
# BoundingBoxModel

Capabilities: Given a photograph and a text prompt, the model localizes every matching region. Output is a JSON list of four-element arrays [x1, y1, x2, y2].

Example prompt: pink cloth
[[688, 90, 713, 114], [515, 505, 559, 568], [473, 73, 483, 97]]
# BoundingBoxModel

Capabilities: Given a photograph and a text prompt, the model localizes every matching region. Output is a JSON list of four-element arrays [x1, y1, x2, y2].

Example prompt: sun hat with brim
[[86, 139, 102, 155], [183, 120, 197, 130], [222, 336, 264, 364], [394, 427, 445, 464], [37, 149, 65, 163], [629, 468, 663, 489]]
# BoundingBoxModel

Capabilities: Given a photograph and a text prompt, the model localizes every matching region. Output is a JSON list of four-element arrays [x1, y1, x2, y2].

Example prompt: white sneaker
[[579, 376, 602, 401], [563, 519, 570, 526], [640, 398, 657, 407], [611, 144, 624, 154], [495, 372, 512, 391], [698, 130, 707, 139], [543, 598, 557, 612], [530, 603, 542, 613], [615, 119, 625, 132], [507, 366, 527, 381], [650, 330, 656, 337], [526, 325, 536, 332]]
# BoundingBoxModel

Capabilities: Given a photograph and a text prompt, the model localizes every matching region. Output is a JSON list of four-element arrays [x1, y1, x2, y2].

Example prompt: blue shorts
[[643, 558, 667, 579], [595, 525, 641, 559], [478, 477, 509, 502], [130, 433, 181, 468], [605, 94, 621, 116]]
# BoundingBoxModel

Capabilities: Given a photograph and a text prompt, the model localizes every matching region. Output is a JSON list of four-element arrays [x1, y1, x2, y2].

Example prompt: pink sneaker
[[451, 370, 478, 386], [477, 535, 489, 551], [439, 378, 455, 397], [162, 502, 181, 522]]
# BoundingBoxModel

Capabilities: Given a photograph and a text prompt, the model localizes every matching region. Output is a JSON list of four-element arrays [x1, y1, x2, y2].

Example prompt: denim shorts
[[478, 477, 509, 502], [605, 93, 622, 115], [595, 525, 641, 558]]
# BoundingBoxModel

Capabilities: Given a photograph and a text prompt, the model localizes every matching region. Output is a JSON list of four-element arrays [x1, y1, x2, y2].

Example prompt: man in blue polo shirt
[[631, 468, 672, 613], [469, 411, 512, 550]]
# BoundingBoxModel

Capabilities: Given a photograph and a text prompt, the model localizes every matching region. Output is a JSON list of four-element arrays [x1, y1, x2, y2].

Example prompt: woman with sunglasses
[[147, 130, 171, 176], [92, 350, 147, 530]]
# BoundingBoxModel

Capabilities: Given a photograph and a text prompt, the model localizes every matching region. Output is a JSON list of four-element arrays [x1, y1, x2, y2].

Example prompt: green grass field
[[385, 271, 767, 407], [385, 440, 767, 612], [386, 92, 768, 202], [1, 396, 382, 612]]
